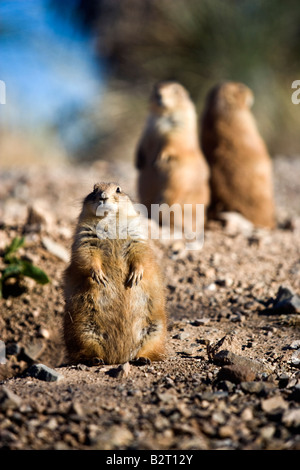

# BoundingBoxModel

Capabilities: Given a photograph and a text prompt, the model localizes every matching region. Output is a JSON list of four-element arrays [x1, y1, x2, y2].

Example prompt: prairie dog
[[136, 81, 210, 231], [201, 81, 275, 228], [63, 182, 167, 365]]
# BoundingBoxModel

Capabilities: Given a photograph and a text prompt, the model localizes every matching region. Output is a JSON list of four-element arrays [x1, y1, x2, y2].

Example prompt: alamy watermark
[[291, 80, 300, 104], [0, 340, 6, 364], [0, 80, 6, 104], [95, 198, 205, 250]]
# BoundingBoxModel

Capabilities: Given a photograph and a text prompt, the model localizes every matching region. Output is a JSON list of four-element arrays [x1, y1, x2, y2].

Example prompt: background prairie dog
[[63, 182, 167, 365], [201, 81, 275, 229], [135, 81, 210, 232]]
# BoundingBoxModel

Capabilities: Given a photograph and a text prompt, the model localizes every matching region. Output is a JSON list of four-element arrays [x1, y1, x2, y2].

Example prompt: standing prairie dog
[[135, 81, 210, 232], [201, 81, 275, 229], [63, 182, 167, 365]]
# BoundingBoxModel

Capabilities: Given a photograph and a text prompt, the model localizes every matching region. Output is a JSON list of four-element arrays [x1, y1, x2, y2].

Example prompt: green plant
[[0, 236, 50, 298]]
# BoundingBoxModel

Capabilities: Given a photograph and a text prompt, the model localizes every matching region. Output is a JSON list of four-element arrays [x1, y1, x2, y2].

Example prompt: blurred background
[[1, 0, 300, 167]]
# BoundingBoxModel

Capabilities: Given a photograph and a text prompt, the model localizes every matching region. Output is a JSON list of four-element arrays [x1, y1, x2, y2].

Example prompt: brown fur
[[136, 81, 210, 231], [201, 81, 275, 229], [63, 182, 167, 365]]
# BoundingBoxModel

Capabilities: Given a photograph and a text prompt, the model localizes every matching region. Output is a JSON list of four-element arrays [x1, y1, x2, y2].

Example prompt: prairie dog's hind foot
[[83, 357, 105, 367], [130, 357, 152, 366]]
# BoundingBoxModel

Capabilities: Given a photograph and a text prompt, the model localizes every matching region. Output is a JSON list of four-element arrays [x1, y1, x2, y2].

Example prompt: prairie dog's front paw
[[90, 267, 108, 287], [127, 264, 144, 287]]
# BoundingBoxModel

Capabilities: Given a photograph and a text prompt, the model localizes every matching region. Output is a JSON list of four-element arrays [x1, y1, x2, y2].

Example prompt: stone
[[41, 236, 69, 263], [210, 347, 273, 378], [240, 381, 266, 394], [218, 211, 254, 236], [22, 340, 45, 363], [290, 340, 300, 349], [68, 401, 84, 417], [290, 350, 300, 367], [114, 362, 131, 378], [0, 386, 22, 411], [240, 407, 253, 421], [27, 363, 64, 382], [173, 331, 190, 340], [92, 425, 133, 450], [191, 318, 210, 326], [282, 408, 300, 428], [261, 396, 288, 414], [208, 332, 243, 357], [265, 286, 300, 315], [217, 365, 256, 384], [259, 425, 275, 440]]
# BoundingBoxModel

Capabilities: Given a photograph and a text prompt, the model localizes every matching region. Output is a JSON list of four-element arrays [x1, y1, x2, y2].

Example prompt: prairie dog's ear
[[93, 183, 100, 192]]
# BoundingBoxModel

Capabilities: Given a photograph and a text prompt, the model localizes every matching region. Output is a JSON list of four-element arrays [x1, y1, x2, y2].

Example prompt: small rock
[[45, 417, 58, 431], [25, 202, 54, 233], [42, 236, 69, 263], [114, 362, 131, 378], [173, 331, 190, 340], [68, 401, 84, 417], [290, 384, 300, 402], [208, 332, 243, 357], [27, 363, 64, 382], [282, 408, 300, 427], [264, 286, 300, 314], [217, 365, 256, 384], [210, 348, 273, 378], [22, 340, 45, 363], [6, 343, 22, 357], [215, 277, 234, 287], [218, 211, 254, 236], [218, 424, 235, 438], [156, 390, 178, 404], [240, 407, 253, 421], [261, 396, 288, 414], [240, 381, 266, 394], [38, 327, 50, 339], [290, 350, 300, 368], [259, 425, 276, 440], [191, 318, 210, 326], [92, 425, 133, 450], [278, 373, 291, 388], [205, 283, 217, 292], [0, 386, 22, 411], [290, 340, 300, 350]]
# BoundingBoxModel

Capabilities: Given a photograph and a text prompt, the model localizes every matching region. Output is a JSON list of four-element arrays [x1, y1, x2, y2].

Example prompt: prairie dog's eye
[[116, 186, 121, 193]]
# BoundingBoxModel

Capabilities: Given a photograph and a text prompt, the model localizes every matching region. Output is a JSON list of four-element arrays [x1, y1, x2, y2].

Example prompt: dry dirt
[[0, 155, 300, 451]]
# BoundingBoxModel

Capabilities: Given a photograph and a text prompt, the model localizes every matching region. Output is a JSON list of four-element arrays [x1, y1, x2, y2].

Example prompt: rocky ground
[[0, 155, 300, 451]]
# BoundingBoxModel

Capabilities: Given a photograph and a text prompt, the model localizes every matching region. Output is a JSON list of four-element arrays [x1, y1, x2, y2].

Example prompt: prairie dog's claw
[[127, 266, 143, 287], [91, 268, 108, 287]]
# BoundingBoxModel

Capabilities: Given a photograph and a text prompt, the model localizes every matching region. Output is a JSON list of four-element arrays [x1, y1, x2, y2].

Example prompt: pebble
[[191, 318, 210, 326], [240, 407, 253, 421], [240, 381, 266, 395], [217, 365, 256, 384], [212, 349, 273, 378], [218, 211, 254, 236], [290, 340, 300, 350], [91, 425, 133, 450], [41, 236, 69, 263], [0, 386, 22, 411], [114, 362, 131, 378], [261, 396, 288, 414], [290, 350, 300, 367], [267, 286, 300, 314], [259, 424, 275, 440], [282, 408, 300, 428], [27, 363, 64, 382]]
